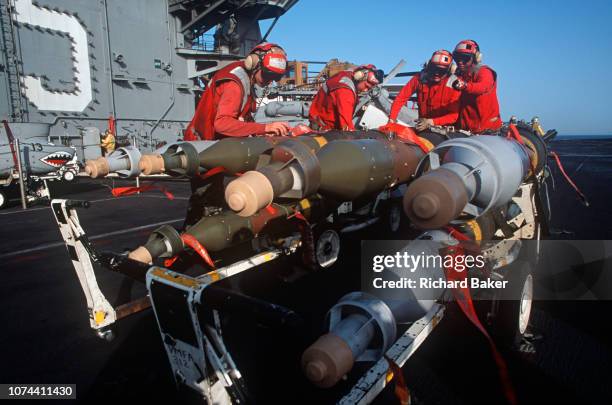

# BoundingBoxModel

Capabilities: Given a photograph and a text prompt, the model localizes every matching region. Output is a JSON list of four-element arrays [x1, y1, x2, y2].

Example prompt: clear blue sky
[[262, 0, 612, 135]]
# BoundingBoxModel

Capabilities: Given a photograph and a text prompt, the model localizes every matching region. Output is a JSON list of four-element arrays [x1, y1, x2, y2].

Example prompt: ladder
[[0, 0, 25, 121]]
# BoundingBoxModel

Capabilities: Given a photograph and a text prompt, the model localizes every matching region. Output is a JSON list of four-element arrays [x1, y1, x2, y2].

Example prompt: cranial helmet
[[244, 42, 288, 75]]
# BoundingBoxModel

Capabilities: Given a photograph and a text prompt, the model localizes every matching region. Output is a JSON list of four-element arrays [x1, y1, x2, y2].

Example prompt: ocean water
[[547, 136, 612, 238], [556, 134, 612, 140]]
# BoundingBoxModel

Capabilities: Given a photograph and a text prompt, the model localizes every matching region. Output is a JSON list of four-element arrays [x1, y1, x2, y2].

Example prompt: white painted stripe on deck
[[0, 218, 183, 259], [0, 194, 189, 216]]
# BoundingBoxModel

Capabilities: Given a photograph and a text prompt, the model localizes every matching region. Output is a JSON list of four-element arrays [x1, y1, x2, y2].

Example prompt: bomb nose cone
[[128, 246, 153, 265], [224, 171, 274, 217], [412, 192, 440, 219], [301, 333, 355, 388], [227, 192, 246, 212], [403, 168, 469, 229], [304, 360, 327, 383], [139, 154, 164, 175], [84, 157, 109, 178]]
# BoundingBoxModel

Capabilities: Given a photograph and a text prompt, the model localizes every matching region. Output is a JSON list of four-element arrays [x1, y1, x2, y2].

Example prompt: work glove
[[290, 124, 314, 137], [452, 78, 467, 91], [415, 118, 434, 132], [264, 121, 291, 137]]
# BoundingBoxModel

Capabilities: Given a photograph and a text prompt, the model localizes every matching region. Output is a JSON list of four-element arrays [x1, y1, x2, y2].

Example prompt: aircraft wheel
[[63, 170, 76, 182]]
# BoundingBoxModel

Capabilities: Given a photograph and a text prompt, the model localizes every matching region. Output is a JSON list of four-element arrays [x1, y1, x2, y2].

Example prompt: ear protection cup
[[244, 43, 287, 73], [468, 39, 482, 63], [352, 64, 379, 84], [244, 54, 260, 71], [353, 70, 366, 81]]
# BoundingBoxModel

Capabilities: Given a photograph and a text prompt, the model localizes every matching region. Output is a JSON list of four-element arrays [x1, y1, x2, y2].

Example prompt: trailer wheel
[[378, 199, 403, 235], [315, 229, 340, 268], [492, 260, 534, 347], [386, 200, 403, 233]]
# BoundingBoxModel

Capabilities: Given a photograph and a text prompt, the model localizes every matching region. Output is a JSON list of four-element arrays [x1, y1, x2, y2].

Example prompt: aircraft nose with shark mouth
[[39, 151, 74, 169]]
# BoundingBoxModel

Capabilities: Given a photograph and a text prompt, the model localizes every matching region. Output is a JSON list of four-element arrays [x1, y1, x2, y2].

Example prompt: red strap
[[111, 182, 175, 200], [549, 151, 590, 206], [265, 204, 278, 215], [446, 226, 470, 241], [108, 116, 116, 136], [197, 166, 243, 180], [442, 229, 517, 405], [290, 211, 316, 268], [384, 355, 411, 405], [378, 122, 431, 153], [181, 233, 215, 269], [1, 120, 19, 169], [506, 123, 525, 144], [164, 256, 179, 268]]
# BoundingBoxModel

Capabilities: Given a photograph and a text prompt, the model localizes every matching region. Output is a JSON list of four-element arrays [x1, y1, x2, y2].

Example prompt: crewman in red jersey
[[308, 65, 379, 130], [388, 50, 461, 131], [450, 40, 502, 133], [184, 43, 291, 140]]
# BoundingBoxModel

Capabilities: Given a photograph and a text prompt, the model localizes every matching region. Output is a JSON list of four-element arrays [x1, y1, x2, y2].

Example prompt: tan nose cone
[[412, 192, 440, 219], [224, 171, 274, 217], [139, 154, 164, 175], [301, 333, 355, 388], [227, 193, 246, 212], [128, 246, 153, 265], [84, 157, 110, 178], [403, 168, 469, 229]]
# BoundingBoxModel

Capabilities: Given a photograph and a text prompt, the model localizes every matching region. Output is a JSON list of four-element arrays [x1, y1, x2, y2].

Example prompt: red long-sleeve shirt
[[214, 81, 266, 137], [457, 65, 502, 133], [184, 61, 266, 140], [309, 71, 357, 130], [389, 73, 460, 126]]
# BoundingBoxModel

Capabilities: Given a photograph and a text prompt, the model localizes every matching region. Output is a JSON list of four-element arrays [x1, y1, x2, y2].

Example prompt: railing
[[191, 33, 215, 51]]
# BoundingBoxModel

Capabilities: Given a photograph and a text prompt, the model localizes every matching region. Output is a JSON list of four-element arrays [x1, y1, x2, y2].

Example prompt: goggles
[[428, 65, 449, 76], [453, 53, 473, 63]]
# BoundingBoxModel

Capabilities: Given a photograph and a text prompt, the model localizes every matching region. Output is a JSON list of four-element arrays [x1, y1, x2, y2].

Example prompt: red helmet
[[453, 39, 480, 58], [245, 42, 288, 75], [353, 64, 379, 85], [429, 50, 453, 69]]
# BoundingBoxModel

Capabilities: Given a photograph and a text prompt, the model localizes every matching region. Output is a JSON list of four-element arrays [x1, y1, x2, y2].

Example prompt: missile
[[128, 197, 327, 264], [225, 138, 424, 217], [85, 146, 142, 178], [403, 135, 532, 229], [302, 230, 453, 388]]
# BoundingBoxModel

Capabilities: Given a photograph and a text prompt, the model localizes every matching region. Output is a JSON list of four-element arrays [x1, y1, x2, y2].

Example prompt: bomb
[[225, 138, 424, 217], [85, 146, 142, 178], [138, 131, 394, 177], [302, 230, 454, 387], [403, 135, 532, 229], [128, 197, 326, 264], [138, 140, 216, 175]]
